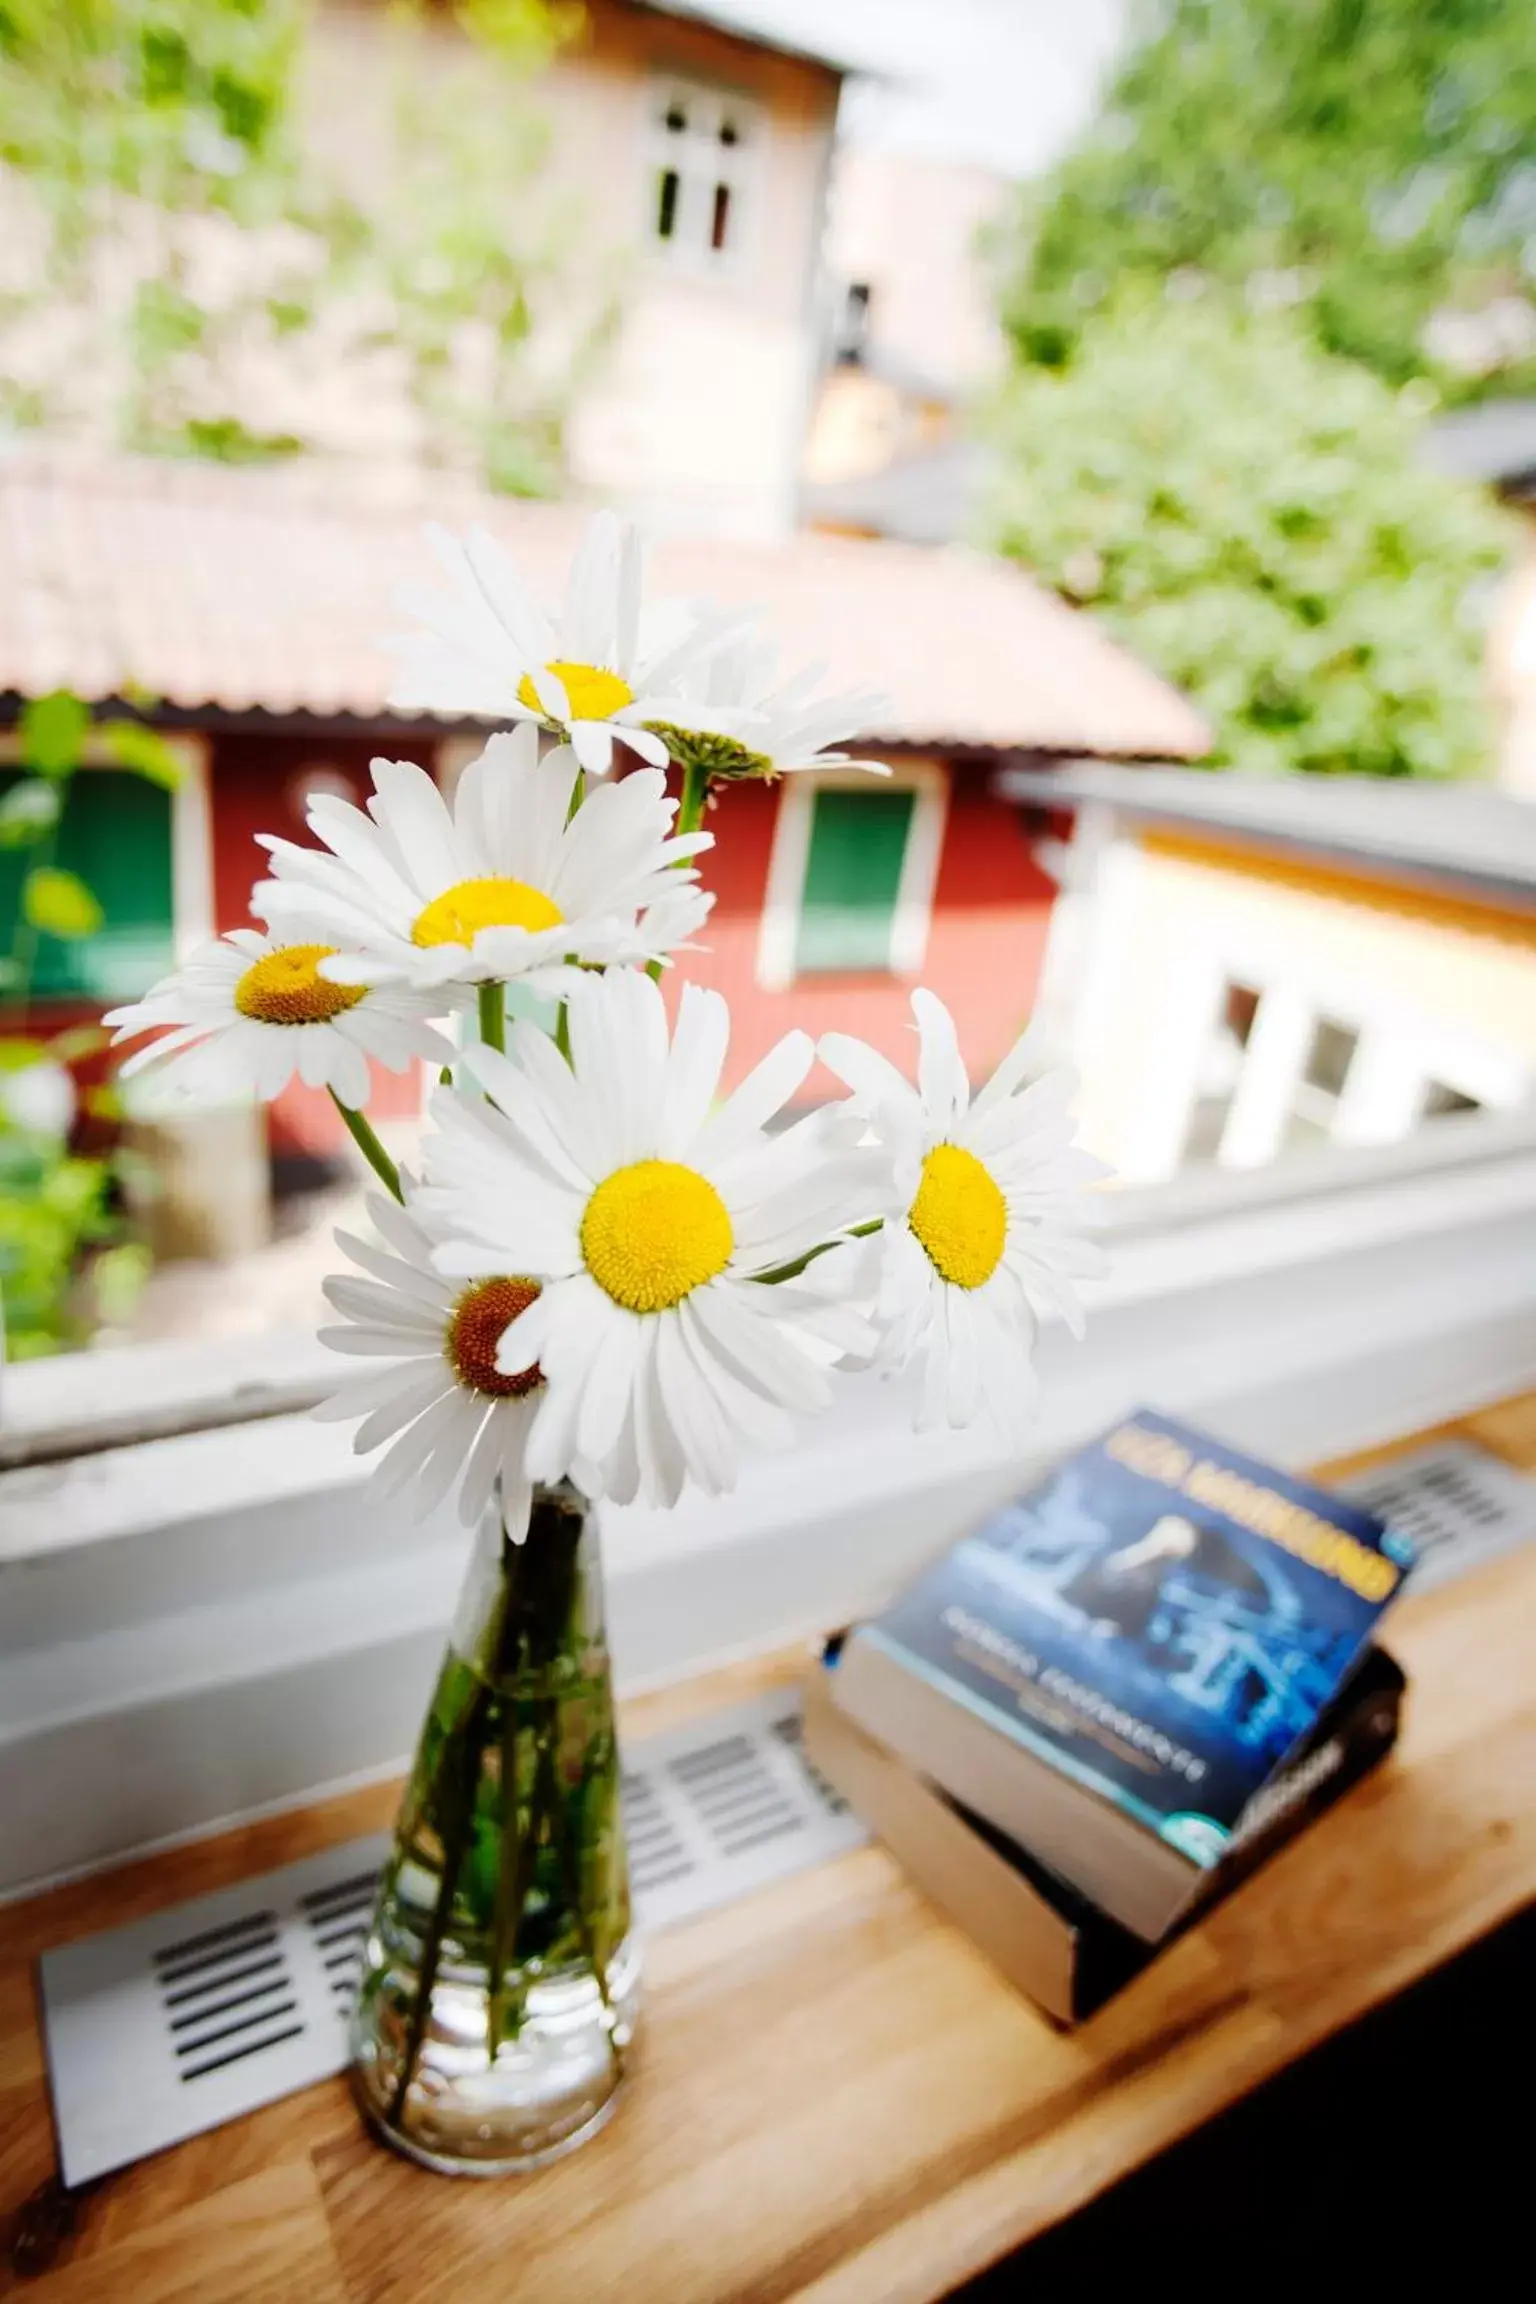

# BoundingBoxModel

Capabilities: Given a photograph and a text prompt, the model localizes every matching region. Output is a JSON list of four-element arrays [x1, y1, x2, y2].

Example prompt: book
[[830, 1410, 1414, 1941], [805, 1637, 1405, 2023]]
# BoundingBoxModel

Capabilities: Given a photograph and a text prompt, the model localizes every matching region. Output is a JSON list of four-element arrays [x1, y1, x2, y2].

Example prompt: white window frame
[[642, 74, 765, 280], [756, 763, 948, 992], [1111, 919, 1534, 1182], [0, 728, 213, 970]]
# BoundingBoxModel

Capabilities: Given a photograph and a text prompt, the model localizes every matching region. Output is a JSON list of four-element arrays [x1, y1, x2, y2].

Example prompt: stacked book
[[806, 1410, 1414, 2022]]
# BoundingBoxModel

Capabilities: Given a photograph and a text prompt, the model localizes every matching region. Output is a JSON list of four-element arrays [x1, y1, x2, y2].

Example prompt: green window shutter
[[0, 768, 174, 1004], [794, 787, 916, 976]]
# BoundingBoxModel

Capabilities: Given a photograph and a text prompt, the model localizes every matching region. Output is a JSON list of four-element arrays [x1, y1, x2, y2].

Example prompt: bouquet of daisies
[[104, 511, 1106, 2169], [106, 512, 1105, 1531]]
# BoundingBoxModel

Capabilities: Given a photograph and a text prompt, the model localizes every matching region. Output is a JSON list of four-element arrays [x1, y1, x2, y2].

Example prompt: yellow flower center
[[233, 944, 366, 1026], [908, 1142, 1008, 1291], [517, 659, 635, 723], [580, 1159, 734, 1314], [411, 876, 564, 949], [445, 1277, 543, 1399]]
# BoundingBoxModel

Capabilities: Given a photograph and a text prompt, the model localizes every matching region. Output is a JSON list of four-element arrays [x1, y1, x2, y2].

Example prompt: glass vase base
[[349, 1935, 641, 2178]]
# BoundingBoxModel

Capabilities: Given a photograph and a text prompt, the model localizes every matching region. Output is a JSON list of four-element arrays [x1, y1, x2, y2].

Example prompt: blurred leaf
[[0, 778, 63, 847], [84, 1082, 125, 1122], [21, 692, 87, 780], [23, 867, 105, 940], [91, 1240, 153, 1325], [100, 719, 184, 789], [45, 1023, 109, 1064]]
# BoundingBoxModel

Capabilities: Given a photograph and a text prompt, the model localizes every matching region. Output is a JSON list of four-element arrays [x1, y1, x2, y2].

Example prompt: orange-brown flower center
[[445, 1277, 543, 1399]]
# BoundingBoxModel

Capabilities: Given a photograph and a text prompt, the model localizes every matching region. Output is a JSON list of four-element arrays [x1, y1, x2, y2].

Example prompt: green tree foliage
[[0, 694, 171, 1353], [988, 299, 1511, 777], [998, 0, 1536, 398], [0, 0, 604, 490]]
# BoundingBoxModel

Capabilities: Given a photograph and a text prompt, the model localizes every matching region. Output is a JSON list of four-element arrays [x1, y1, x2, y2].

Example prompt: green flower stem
[[648, 755, 711, 983], [387, 1686, 486, 2127], [543, 1700, 624, 2078], [477, 980, 506, 1054], [677, 756, 710, 842], [487, 1536, 532, 2060], [330, 1093, 403, 1201], [554, 999, 573, 1062], [753, 1215, 884, 1288]]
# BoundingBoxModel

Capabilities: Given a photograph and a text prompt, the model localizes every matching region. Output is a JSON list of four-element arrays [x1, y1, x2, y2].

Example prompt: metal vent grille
[[155, 1907, 301, 2082], [42, 1682, 864, 2187], [1339, 1437, 1536, 1594]]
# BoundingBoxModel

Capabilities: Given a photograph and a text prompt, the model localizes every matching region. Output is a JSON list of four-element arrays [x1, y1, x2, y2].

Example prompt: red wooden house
[[0, 451, 1208, 1160]]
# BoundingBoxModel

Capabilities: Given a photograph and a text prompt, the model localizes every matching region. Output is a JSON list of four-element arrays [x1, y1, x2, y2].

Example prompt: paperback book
[[805, 1636, 1405, 2022], [831, 1410, 1414, 1940]]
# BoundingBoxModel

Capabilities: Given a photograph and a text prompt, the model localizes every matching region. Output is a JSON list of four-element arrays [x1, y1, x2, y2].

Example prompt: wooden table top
[[3, 1395, 1535, 2303]]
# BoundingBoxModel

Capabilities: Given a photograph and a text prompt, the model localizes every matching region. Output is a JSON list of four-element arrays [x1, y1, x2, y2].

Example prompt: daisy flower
[[646, 630, 891, 784], [252, 725, 712, 995], [386, 511, 728, 777], [315, 1188, 545, 1533], [417, 968, 885, 1509], [819, 990, 1108, 1433], [102, 928, 455, 1109]]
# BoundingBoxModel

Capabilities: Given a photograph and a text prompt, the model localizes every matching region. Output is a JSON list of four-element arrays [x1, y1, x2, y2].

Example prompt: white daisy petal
[[105, 929, 449, 1108], [562, 509, 620, 665], [460, 524, 557, 665], [694, 1029, 814, 1165], [388, 514, 724, 746], [571, 720, 615, 778], [658, 982, 730, 1156], [643, 628, 891, 782], [316, 1187, 556, 1528], [352, 1364, 457, 1454], [312, 1359, 448, 1422], [912, 986, 970, 1134], [257, 732, 702, 994], [817, 1031, 923, 1120], [423, 969, 876, 1506], [612, 723, 670, 769], [824, 988, 1107, 1432]]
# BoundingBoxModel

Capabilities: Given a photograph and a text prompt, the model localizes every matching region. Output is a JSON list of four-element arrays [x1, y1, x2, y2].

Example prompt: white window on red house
[[646, 78, 762, 271]]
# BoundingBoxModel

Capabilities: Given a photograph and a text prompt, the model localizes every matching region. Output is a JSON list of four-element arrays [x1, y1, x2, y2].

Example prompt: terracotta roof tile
[[0, 450, 1211, 758]]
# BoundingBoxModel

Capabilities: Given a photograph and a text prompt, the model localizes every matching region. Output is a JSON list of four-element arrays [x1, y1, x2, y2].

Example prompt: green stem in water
[[542, 1699, 624, 2078], [752, 1215, 884, 1288], [387, 1689, 486, 2126], [477, 980, 506, 1054], [486, 1535, 532, 2061], [330, 1093, 403, 1202]]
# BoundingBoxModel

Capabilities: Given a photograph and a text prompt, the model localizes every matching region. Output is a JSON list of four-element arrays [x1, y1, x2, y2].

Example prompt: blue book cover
[[864, 1410, 1414, 1870]]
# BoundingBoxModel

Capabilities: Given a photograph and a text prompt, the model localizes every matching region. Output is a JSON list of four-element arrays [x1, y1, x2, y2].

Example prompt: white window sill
[[3, 1115, 1535, 1895]]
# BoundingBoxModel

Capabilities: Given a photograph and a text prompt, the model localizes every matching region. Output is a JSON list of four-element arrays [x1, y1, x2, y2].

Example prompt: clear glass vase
[[350, 1482, 639, 2175]]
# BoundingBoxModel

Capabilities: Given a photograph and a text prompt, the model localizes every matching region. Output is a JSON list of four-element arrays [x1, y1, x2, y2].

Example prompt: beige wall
[[551, 4, 838, 537], [824, 146, 1009, 399], [1065, 833, 1536, 1180], [300, 1, 841, 534]]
